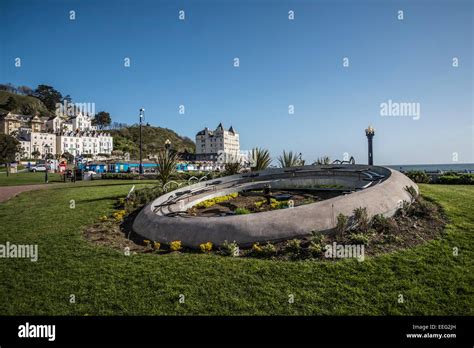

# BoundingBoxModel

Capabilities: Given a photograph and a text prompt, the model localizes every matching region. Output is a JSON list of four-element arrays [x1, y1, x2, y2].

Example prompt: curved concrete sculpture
[[133, 165, 418, 248]]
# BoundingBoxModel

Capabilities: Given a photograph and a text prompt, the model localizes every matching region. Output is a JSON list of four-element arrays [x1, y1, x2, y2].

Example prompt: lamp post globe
[[165, 139, 171, 154]]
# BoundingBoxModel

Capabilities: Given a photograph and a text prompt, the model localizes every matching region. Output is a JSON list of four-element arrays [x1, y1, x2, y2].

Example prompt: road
[[0, 184, 58, 203]]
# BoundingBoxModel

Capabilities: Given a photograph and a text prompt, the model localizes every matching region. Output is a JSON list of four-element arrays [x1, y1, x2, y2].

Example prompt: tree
[[111, 149, 124, 158], [33, 85, 63, 112], [32, 150, 41, 159], [18, 86, 33, 96], [278, 150, 304, 168], [155, 150, 178, 188], [1, 83, 17, 94], [62, 152, 75, 164], [92, 111, 112, 129], [21, 104, 35, 115], [3, 96, 18, 111], [0, 134, 21, 176], [250, 148, 271, 171], [62, 94, 72, 104]]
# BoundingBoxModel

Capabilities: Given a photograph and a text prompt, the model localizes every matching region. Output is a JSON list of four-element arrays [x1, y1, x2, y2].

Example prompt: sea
[[385, 163, 474, 173]]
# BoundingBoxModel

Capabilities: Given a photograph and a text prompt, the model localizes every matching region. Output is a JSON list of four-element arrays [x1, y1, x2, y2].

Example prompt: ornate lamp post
[[365, 125, 375, 166], [165, 139, 171, 154], [139, 108, 145, 174], [44, 144, 50, 183]]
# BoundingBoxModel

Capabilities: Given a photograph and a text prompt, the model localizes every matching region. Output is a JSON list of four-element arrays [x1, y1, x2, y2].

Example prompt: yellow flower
[[199, 242, 213, 253], [112, 209, 126, 221], [170, 240, 182, 252], [143, 240, 151, 245], [154, 242, 161, 250], [252, 243, 262, 253]]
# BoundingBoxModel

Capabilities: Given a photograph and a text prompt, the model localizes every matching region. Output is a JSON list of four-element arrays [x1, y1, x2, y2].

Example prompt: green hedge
[[101, 173, 140, 180], [437, 173, 474, 185]]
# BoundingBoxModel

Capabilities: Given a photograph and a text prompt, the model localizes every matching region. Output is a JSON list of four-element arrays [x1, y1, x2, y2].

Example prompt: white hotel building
[[195, 123, 240, 161], [1, 111, 113, 159], [57, 130, 113, 156]]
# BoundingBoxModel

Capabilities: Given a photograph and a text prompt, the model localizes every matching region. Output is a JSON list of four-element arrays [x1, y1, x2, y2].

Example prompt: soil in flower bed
[[258, 196, 448, 259], [187, 189, 343, 216]]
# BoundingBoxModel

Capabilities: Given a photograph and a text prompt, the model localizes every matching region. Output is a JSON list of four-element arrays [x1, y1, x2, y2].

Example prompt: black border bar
[[0, 316, 472, 345]]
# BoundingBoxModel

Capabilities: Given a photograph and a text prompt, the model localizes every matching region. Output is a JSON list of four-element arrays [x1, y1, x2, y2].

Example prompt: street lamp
[[365, 125, 375, 166], [165, 139, 171, 154], [139, 108, 145, 175], [44, 144, 50, 183]]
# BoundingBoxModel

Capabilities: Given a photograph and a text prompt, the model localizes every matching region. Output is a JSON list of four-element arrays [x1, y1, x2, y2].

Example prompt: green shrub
[[336, 213, 348, 238], [308, 241, 323, 257], [371, 214, 396, 234], [224, 162, 242, 176], [310, 230, 325, 244], [406, 171, 431, 183], [101, 173, 140, 180], [349, 233, 370, 245], [234, 207, 251, 215], [285, 239, 302, 255], [410, 198, 438, 218], [123, 186, 163, 213], [261, 242, 277, 257], [396, 201, 411, 217], [405, 185, 418, 200], [129, 186, 163, 205], [220, 240, 239, 257], [353, 207, 369, 232]]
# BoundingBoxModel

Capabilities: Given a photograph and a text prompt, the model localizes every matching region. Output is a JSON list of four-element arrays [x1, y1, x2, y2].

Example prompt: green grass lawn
[[0, 165, 25, 172], [0, 171, 63, 186], [0, 172, 158, 187], [0, 182, 472, 315]]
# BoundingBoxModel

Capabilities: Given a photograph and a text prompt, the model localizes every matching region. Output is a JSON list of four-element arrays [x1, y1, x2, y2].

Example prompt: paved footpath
[[0, 184, 61, 203]]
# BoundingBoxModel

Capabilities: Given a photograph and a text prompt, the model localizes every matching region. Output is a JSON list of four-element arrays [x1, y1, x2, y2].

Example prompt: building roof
[[30, 115, 42, 123], [196, 123, 239, 136]]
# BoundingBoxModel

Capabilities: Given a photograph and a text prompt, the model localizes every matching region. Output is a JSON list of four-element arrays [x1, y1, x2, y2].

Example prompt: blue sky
[[1, 0, 472, 165]]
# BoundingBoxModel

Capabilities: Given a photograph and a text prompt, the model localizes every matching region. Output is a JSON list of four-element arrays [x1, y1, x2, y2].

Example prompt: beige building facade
[[196, 123, 240, 161]]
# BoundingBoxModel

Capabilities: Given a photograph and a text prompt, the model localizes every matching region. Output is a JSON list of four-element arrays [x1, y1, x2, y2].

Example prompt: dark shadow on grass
[[120, 208, 147, 245], [42, 182, 158, 196], [78, 195, 126, 204]]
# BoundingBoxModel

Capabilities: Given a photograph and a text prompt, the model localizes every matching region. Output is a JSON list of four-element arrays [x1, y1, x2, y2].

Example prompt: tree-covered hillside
[[0, 90, 53, 116], [110, 125, 195, 159]]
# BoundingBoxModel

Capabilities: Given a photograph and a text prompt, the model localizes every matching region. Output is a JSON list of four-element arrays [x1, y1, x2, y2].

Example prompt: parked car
[[29, 165, 47, 172]]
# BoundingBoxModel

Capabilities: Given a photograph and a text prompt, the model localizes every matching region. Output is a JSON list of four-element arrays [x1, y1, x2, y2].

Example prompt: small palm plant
[[278, 150, 304, 168], [224, 162, 242, 176], [250, 147, 271, 171], [313, 156, 331, 165], [155, 150, 178, 188]]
